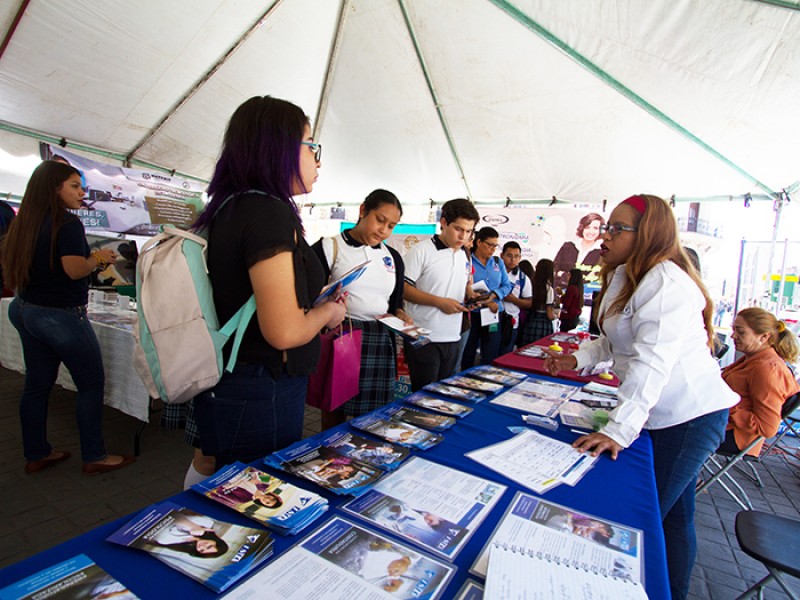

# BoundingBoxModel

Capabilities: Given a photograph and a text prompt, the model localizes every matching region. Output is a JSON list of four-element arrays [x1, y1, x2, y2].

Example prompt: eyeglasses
[[482, 241, 500, 249], [599, 223, 638, 237], [301, 141, 322, 162]]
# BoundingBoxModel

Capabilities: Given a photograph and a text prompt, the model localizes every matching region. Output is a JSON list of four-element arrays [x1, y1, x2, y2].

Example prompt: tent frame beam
[[0, 0, 30, 62], [125, 0, 285, 165], [488, 0, 780, 200], [313, 0, 349, 140], [397, 0, 472, 200]]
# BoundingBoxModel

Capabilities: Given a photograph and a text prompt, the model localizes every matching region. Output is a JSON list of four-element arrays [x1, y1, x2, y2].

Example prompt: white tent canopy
[[1, 0, 798, 206]]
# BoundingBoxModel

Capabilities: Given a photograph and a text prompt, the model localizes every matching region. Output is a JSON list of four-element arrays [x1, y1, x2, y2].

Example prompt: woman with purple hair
[[190, 96, 346, 468]]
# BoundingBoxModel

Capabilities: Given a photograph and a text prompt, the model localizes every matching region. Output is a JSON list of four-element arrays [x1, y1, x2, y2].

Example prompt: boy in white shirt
[[403, 199, 479, 390], [499, 241, 533, 355]]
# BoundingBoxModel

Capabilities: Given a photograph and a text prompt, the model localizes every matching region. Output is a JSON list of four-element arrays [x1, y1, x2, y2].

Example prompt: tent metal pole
[[487, 0, 780, 199], [0, 0, 30, 62], [313, 0, 349, 140], [749, 0, 800, 11], [125, 0, 285, 165], [397, 0, 472, 200]]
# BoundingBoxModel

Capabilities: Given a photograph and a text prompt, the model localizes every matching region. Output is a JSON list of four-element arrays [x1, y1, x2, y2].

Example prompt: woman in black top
[[1, 160, 134, 475], [191, 96, 346, 466]]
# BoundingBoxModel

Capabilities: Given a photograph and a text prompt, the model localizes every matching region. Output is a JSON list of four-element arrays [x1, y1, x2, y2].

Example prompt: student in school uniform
[[402, 199, 479, 391], [498, 241, 533, 356]]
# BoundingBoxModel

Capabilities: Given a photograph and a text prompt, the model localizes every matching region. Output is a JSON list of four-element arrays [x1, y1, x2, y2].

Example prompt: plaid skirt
[[342, 319, 397, 417], [517, 310, 555, 347], [160, 399, 200, 447]]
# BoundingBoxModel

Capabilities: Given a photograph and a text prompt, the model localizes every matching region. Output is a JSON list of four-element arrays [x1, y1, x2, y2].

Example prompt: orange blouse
[[721, 347, 799, 456]]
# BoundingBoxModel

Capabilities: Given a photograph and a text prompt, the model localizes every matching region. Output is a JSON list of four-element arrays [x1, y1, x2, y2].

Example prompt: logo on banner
[[483, 214, 509, 225]]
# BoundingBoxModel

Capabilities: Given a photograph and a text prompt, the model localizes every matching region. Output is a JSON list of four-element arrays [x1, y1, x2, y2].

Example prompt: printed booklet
[[0, 554, 138, 600], [106, 502, 274, 593], [465, 365, 526, 386], [350, 413, 444, 450], [314, 259, 371, 306], [422, 382, 487, 402], [219, 517, 456, 600], [191, 462, 328, 535], [471, 491, 644, 584], [489, 378, 577, 417], [403, 392, 474, 418], [265, 444, 383, 496], [440, 375, 505, 395], [378, 402, 457, 431], [342, 457, 506, 561], [318, 428, 410, 471]]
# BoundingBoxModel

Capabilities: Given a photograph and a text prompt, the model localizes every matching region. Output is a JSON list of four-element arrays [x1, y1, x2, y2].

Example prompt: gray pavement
[[1, 365, 799, 598]]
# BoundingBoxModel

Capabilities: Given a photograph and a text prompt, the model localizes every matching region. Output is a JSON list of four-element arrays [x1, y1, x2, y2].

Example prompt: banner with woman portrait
[[476, 205, 609, 294]]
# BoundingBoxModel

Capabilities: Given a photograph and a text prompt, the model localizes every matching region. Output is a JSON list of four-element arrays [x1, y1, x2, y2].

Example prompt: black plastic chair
[[735, 510, 800, 599], [761, 392, 800, 456], [696, 437, 763, 510]]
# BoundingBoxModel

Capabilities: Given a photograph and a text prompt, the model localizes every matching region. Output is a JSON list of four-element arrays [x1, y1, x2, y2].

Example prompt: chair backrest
[[714, 342, 729, 360], [782, 392, 800, 419]]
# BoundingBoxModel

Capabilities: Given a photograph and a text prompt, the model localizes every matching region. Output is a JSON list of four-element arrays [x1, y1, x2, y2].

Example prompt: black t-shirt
[[20, 212, 89, 307], [207, 193, 324, 377]]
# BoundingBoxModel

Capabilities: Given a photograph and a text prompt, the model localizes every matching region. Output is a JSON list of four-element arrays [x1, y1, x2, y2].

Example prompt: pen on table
[[570, 428, 589, 435]]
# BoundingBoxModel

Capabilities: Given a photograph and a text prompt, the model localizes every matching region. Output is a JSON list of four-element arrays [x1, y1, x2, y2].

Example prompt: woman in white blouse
[[545, 195, 738, 600]]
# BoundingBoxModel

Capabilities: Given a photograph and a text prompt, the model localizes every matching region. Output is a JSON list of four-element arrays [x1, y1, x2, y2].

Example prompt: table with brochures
[[0, 365, 669, 599]]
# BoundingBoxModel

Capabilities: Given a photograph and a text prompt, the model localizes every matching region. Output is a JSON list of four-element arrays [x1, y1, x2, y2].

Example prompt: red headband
[[622, 195, 646, 215]]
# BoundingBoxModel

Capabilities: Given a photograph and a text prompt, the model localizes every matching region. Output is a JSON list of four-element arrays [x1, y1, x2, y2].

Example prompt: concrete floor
[[1, 365, 799, 598]]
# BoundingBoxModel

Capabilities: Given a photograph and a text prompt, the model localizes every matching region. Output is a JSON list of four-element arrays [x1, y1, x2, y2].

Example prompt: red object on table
[[493, 333, 621, 386]]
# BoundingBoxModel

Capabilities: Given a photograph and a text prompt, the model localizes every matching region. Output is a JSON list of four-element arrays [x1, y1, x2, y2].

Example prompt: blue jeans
[[194, 364, 308, 466], [8, 298, 107, 463], [649, 408, 727, 600]]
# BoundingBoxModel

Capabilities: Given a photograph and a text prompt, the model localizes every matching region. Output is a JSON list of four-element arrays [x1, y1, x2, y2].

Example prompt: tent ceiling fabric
[[0, 0, 797, 205]]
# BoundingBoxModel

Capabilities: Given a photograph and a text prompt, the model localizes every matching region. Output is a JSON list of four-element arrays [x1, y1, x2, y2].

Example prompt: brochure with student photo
[[489, 378, 577, 417], [191, 462, 328, 535], [106, 502, 274, 593], [0, 554, 138, 600], [342, 457, 506, 561], [265, 444, 384, 496], [220, 517, 455, 600], [350, 413, 444, 450], [378, 403, 457, 431], [471, 491, 643, 584], [440, 375, 505, 395], [403, 392, 474, 418], [466, 365, 527, 387], [422, 382, 487, 402], [376, 315, 432, 347], [319, 428, 410, 471]]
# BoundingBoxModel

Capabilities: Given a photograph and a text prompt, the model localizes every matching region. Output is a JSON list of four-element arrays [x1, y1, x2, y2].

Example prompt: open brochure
[[489, 378, 577, 417], [106, 502, 273, 593], [191, 462, 328, 535], [350, 413, 444, 450], [220, 517, 456, 600], [471, 491, 644, 583], [342, 457, 506, 560], [484, 544, 647, 600], [403, 392, 474, 418], [0, 554, 138, 600], [376, 315, 431, 348], [466, 365, 526, 387], [465, 429, 598, 494], [265, 443, 384, 496], [378, 402, 457, 432], [313, 259, 371, 306]]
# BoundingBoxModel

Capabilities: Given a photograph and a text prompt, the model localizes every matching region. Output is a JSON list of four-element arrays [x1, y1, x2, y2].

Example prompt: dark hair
[[193, 96, 309, 231], [518, 259, 535, 282], [253, 492, 283, 509], [532, 259, 554, 311], [576, 212, 605, 238], [567, 268, 584, 299], [502, 241, 521, 254], [684, 247, 701, 275], [472, 226, 498, 252], [0, 161, 81, 291], [361, 189, 402, 218], [151, 530, 229, 558], [440, 198, 479, 225]]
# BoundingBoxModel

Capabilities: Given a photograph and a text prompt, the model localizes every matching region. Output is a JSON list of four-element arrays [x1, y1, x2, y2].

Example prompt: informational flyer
[[472, 491, 644, 583], [489, 379, 577, 417], [465, 429, 598, 494], [403, 393, 473, 418], [342, 457, 506, 560], [220, 517, 455, 600], [466, 365, 526, 387]]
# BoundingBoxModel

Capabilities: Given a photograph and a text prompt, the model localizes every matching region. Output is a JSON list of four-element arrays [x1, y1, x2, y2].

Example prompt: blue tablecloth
[[0, 370, 669, 599]]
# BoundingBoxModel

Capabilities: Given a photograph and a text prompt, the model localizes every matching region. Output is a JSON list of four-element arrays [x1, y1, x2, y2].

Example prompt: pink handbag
[[306, 323, 362, 411]]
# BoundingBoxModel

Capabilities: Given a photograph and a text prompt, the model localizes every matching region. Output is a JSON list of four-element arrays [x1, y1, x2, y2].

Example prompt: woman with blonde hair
[[544, 194, 738, 600], [720, 307, 799, 456]]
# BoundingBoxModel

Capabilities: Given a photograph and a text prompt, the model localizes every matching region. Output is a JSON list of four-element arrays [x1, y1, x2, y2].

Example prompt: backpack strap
[[220, 295, 257, 373]]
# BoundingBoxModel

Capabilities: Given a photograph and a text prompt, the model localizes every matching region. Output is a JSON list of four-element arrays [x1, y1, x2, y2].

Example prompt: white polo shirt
[[404, 236, 471, 343], [505, 268, 533, 326]]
